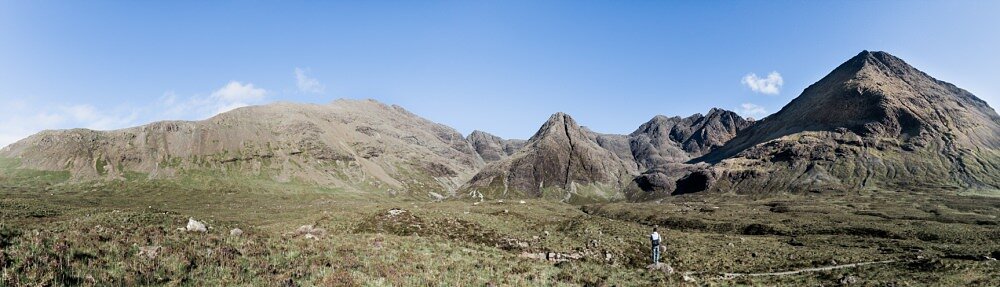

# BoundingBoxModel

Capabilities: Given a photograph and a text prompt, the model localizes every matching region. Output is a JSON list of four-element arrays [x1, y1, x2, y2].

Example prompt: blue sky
[[1, 1, 999, 146]]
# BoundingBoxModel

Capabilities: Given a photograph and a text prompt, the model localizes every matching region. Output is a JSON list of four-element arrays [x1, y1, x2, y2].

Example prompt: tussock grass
[[0, 162, 998, 285]]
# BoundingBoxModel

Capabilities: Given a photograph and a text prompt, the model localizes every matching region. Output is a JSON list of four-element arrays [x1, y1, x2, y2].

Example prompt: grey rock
[[186, 218, 207, 233], [630, 109, 752, 169], [466, 130, 526, 162], [839, 275, 858, 285], [462, 113, 638, 202], [295, 225, 326, 239]]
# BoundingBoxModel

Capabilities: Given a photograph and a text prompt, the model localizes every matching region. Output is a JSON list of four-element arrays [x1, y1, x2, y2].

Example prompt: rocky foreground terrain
[[3, 51, 997, 201]]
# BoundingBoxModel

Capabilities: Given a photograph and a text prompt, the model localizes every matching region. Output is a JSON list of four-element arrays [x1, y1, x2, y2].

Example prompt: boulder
[[186, 218, 207, 232], [295, 225, 327, 240]]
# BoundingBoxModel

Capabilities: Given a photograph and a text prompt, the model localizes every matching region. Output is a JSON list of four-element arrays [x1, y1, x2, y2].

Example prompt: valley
[[1, 174, 997, 285], [1, 50, 999, 286]]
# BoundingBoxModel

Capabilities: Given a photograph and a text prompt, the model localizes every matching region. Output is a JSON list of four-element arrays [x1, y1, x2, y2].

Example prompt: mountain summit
[[678, 51, 1000, 194], [461, 113, 638, 202], [466, 130, 526, 163], [630, 108, 752, 168], [708, 51, 1000, 161], [2, 51, 996, 200]]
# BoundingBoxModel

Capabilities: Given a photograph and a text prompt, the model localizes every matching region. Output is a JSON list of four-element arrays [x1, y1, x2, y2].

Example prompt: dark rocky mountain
[[461, 113, 639, 202], [647, 51, 1000, 195], [461, 108, 749, 201], [630, 109, 753, 169], [586, 130, 639, 171], [465, 130, 527, 162]]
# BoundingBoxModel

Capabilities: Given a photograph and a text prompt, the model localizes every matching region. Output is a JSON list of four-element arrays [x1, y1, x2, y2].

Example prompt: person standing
[[650, 226, 661, 264]]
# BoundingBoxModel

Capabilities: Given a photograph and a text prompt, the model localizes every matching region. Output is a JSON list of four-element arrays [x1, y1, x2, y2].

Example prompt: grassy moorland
[[1, 162, 998, 286]]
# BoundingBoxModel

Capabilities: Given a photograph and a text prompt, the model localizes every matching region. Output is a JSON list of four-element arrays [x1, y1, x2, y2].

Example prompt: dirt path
[[722, 260, 897, 277]]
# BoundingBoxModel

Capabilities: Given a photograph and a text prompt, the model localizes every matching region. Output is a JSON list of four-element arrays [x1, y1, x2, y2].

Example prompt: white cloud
[[208, 81, 267, 114], [738, 103, 768, 119], [212, 81, 267, 102], [0, 102, 139, 148], [61, 104, 138, 130], [0, 81, 269, 148], [741, 71, 783, 95], [295, 68, 325, 94], [158, 81, 269, 119]]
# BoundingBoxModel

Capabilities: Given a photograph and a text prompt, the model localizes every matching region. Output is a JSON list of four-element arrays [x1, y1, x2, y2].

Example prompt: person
[[650, 226, 661, 264]]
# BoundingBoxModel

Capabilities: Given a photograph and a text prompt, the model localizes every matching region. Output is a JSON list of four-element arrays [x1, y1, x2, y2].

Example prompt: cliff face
[[630, 109, 753, 169], [466, 130, 526, 162], [1, 99, 486, 195]]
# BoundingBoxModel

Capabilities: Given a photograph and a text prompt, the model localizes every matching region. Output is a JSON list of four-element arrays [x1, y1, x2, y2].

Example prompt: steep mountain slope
[[676, 51, 1000, 194], [0, 99, 485, 195], [463, 109, 751, 201], [630, 108, 752, 169], [461, 113, 638, 202], [465, 130, 527, 162], [5, 51, 995, 201]]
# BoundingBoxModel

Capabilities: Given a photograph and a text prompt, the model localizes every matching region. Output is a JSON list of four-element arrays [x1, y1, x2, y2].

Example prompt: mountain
[[667, 51, 1000, 194], [0, 99, 485, 195], [461, 113, 638, 203], [4, 51, 996, 200], [630, 108, 753, 169], [465, 130, 527, 162]]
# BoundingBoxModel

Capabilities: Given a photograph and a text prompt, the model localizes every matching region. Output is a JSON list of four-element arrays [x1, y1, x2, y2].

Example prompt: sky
[[1, 1, 999, 146]]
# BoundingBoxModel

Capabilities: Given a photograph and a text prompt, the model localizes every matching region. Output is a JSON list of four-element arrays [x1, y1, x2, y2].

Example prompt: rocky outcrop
[[630, 109, 752, 169], [465, 130, 526, 162], [186, 218, 207, 232], [463, 108, 750, 201], [461, 113, 638, 203], [587, 131, 639, 171], [0, 99, 485, 194]]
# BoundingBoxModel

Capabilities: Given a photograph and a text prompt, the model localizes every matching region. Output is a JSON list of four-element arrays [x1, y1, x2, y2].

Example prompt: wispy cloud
[[61, 104, 139, 130], [0, 101, 140, 147], [738, 103, 768, 119], [295, 68, 325, 94], [159, 81, 269, 119], [0, 81, 269, 148], [741, 71, 783, 95], [209, 81, 268, 114]]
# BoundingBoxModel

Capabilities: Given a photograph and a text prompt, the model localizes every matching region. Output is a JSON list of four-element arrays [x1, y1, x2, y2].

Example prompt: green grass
[[0, 158, 71, 187], [0, 160, 998, 286]]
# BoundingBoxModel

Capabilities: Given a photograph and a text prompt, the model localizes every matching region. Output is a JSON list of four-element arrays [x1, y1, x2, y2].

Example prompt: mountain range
[[3, 51, 998, 201]]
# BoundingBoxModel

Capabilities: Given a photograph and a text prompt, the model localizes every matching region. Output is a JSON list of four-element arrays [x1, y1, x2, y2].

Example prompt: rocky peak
[[462, 112, 638, 202], [466, 130, 526, 162], [529, 112, 582, 142], [678, 51, 1000, 195], [629, 109, 752, 168], [705, 50, 1000, 162]]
